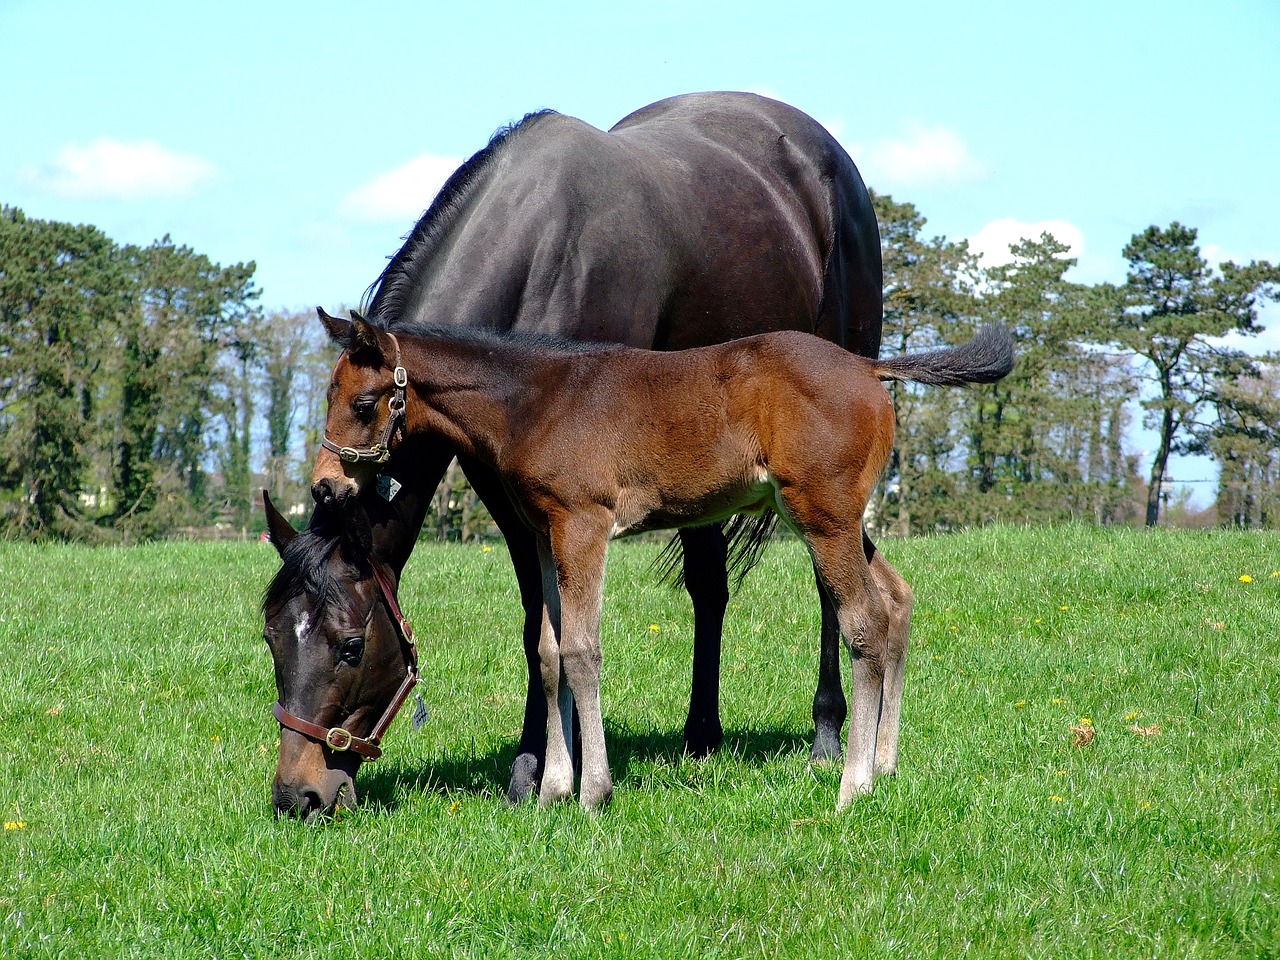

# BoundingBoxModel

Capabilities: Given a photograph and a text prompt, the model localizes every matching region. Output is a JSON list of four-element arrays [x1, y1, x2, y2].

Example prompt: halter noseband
[[272, 563, 419, 761], [320, 335, 408, 466]]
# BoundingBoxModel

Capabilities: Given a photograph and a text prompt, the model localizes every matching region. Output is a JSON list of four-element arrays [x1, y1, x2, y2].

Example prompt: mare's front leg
[[458, 457, 548, 804], [678, 526, 728, 757], [537, 511, 614, 811]]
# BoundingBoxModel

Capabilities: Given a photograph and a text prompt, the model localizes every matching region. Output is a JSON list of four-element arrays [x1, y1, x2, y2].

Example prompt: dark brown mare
[[264, 92, 889, 819], [311, 315, 1014, 809]]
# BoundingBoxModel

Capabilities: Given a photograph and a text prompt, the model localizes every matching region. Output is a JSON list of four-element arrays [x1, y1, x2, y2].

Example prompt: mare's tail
[[872, 324, 1015, 386]]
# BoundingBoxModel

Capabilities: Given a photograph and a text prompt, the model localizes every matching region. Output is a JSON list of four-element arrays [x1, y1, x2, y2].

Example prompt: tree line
[[1, 198, 1277, 543]]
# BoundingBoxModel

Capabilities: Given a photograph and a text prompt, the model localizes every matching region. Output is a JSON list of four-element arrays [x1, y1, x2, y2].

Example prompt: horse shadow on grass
[[356, 722, 815, 813]]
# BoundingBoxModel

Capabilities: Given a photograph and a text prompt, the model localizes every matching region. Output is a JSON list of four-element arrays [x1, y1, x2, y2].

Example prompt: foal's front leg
[[536, 513, 614, 811]]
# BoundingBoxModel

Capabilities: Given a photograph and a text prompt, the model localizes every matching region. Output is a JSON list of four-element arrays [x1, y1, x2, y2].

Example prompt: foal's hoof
[[506, 753, 541, 805]]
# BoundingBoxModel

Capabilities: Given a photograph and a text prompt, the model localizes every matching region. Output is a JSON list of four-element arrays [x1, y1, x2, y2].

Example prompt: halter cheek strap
[[272, 563, 419, 761], [320, 335, 409, 466]]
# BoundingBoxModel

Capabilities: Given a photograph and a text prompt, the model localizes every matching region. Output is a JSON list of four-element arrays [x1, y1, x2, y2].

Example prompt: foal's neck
[[400, 333, 571, 466]]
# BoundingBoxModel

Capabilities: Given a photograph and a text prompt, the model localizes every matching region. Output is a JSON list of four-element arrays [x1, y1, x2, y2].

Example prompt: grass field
[[1, 526, 1278, 958]]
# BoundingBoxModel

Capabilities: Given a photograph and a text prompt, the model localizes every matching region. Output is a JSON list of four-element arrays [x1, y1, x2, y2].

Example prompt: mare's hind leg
[[810, 567, 847, 762], [678, 526, 728, 757], [867, 533, 913, 776]]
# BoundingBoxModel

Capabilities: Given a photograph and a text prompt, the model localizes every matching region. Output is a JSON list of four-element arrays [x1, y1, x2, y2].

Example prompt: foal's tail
[[872, 324, 1015, 386]]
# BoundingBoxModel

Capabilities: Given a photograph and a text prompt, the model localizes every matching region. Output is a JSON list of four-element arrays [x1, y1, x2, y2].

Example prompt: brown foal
[[311, 309, 1013, 811]]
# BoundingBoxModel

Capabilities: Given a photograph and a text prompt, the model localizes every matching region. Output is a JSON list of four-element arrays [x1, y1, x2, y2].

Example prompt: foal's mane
[[360, 110, 559, 327]]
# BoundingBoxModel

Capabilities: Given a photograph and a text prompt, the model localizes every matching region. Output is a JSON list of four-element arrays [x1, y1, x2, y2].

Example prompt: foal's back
[[503, 331, 894, 532]]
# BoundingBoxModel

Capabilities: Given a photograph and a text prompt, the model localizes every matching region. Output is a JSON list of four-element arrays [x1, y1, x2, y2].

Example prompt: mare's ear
[[347, 310, 384, 367], [262, 489, 297, 559], [317, 306, 351, 344]]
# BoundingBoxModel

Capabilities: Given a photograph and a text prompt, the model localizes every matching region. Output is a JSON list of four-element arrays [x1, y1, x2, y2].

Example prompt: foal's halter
[[320, 336, 408, 466], [272, 563, 419, 761]]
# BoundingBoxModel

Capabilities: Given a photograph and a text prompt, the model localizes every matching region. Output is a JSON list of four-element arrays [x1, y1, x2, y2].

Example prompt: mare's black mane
[[262, 510, 372, 616], [360, 110, 559, 327]]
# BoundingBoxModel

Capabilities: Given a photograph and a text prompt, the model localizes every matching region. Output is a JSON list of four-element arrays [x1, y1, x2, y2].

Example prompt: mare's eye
[[353, 397, 378, 423], [338, 635, 365, 667]]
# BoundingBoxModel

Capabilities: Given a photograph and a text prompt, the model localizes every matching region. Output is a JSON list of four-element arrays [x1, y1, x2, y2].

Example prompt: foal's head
[[262, 493, 413, 821], [311, 307, 406, 508]]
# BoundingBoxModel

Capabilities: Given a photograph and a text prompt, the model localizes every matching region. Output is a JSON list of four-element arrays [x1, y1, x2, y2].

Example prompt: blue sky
[[4, 0, 1278, 497]]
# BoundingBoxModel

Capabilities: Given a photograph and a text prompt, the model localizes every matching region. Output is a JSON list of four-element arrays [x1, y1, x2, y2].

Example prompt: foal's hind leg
[[866, 535, 913, 777], [802, 530, 889, 808]]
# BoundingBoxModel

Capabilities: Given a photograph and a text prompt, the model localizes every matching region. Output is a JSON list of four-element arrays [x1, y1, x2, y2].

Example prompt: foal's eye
[[353, 396, 378, 423], [338, 635, 365, 667]]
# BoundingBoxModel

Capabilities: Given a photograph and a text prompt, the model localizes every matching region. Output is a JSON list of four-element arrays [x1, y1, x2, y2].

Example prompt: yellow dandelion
[[1049, 795, 1064, 803], [448, 800, 461, 814], [949, 624, 958, 631], [1034, 618, 1042, 624], [1055, 769, 1066, 776], [4, 821, 25, 831], [1077, 717, 1093, 726], [1239, 574, 1253, 583], [1271, 571, 1280, 578], [1059, 605, 1069, 611], [482, 545, 493, 553], [1014, 699, 1027, 709], [1052, 697, 1065, 705], [648, 624, 660, 633], [1125, 711, 1139, 722], [210, 734, 221, 743]]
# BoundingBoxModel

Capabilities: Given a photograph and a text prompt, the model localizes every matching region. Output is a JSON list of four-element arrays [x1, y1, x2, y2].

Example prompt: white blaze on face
[[294, 613, 311, 647]]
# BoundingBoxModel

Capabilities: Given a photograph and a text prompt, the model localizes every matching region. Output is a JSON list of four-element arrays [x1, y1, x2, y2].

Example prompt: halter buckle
[[338, 446, 362, 464], [325, 727, 355, 751], [393, 366, 408, 388]]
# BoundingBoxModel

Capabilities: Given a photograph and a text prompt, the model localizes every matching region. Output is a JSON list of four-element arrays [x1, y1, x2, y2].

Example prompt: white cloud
[[849, 122, 981, 188], [18, 138, 217, 199], [340, 152, 462, 223], [966, 217, 1085, 267]]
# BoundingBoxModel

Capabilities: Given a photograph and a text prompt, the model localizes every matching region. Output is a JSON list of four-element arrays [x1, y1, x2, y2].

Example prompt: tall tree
[[113, 237, 259, 534], [1102, 223, 1280, 525], [0, 207, 126, 539], [869, 192, 980, 535]]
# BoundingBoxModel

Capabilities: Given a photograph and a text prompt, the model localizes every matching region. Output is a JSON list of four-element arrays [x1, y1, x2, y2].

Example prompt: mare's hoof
[[507, 753, 541, 805], [809, 730, 843, 764], [682, 719, 724, 759]]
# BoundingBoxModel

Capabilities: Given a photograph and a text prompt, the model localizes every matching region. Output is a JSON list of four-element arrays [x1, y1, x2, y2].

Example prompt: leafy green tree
[[1192, 359, 1280, 528], [869, 193, 981, 535], [0, 207, 127, 539], [1100, 223, 1280, 526], [113, 237, 259, 535], [962, 234, 1137, 525]]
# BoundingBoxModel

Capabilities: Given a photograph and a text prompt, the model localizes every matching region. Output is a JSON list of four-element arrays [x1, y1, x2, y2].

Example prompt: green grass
[[1, 527, 1278, 958]]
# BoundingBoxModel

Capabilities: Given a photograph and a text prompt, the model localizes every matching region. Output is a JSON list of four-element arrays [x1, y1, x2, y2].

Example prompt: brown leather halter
[[320, 335, 408, 465], [272, 563, 419, 761]]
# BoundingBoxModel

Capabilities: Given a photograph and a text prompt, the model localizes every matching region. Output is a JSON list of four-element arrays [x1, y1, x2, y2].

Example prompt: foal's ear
[[317, 306, 352, 344], [347, 310, 385, 367], [262, 489, 298, 559]]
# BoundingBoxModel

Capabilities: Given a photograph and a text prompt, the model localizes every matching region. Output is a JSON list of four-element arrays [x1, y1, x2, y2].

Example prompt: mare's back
[[410, 93, 880, 354]]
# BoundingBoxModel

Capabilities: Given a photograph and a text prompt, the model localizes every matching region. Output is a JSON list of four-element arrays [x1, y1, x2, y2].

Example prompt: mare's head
[[312, 307, 408, 508], [261, 492, 414, 821]]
